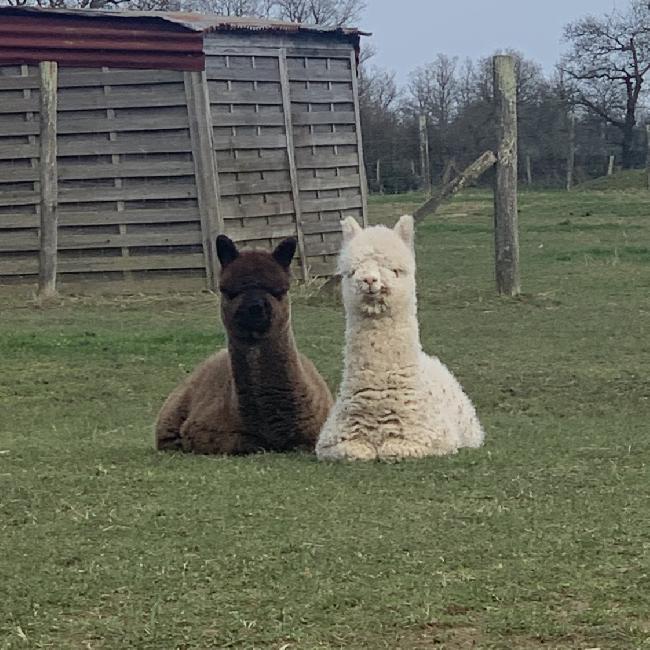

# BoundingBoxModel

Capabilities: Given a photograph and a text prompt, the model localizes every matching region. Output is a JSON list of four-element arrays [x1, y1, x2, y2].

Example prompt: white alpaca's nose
[[362, 274, 380, 292]]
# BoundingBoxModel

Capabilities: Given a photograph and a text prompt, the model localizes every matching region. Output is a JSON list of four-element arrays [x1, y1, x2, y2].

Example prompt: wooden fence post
[[38, 61, 58, 299], [278, 48, 309, 280], [525, 154, 532, 186], [566, 110, 575, 191], [184, 70, 223, 291], [419, 114, 431, 197], [493, 55, 520, 297], [607, 154, 615, 176]]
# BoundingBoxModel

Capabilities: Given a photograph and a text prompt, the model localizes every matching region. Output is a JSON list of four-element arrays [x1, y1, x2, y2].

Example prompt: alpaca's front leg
[[316, 436, 378, 461], [378, 435, 457, 460], [315, 416, 378, 461]]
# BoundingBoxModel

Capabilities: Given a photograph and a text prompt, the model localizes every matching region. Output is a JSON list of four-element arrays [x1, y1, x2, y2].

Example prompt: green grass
[[1, 189, 649, 649], [577, 169, 647, 191]]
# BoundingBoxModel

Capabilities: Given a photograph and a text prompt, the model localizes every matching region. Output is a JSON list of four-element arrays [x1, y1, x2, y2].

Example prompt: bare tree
[[408, 54, 458, 128], [562, 0, 650, 168], [182, 0, 273, 15], [272, 0, 364, 25]]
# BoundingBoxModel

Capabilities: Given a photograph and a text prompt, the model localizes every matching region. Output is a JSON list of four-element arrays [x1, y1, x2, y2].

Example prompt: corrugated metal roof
[[0, 7, 368, 36], [0, 9, 204, 70], [0, 7, 366, 71]]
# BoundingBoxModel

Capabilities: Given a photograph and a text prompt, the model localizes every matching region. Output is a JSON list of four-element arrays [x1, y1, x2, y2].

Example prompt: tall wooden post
[[493, 55, 520, 297], [525, 154, 532, 186], [607, 154, 615, 176], [646, 125, 650, 190], [278, 49, 309, 280], [375, 158, 383, 193], [419, 114, 431, 197], [38, 61, 58, 299], [184, 70, 223, 291], [566, 110, 575, 191]]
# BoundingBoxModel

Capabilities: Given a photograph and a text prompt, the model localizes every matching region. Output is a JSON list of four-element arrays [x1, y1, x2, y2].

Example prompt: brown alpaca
[[154, 235, 333, 454]]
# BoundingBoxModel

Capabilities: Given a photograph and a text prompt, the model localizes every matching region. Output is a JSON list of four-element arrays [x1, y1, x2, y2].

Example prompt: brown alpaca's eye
[[269, 289, 287, 300]]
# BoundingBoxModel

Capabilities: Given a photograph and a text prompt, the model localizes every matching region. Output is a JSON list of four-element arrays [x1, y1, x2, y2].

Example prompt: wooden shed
[[0, 7, 368, 289]]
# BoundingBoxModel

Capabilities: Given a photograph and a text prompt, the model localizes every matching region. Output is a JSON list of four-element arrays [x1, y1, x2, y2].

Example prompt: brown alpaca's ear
[[216, 235, 239, 268], [272, 237, 296, 270]]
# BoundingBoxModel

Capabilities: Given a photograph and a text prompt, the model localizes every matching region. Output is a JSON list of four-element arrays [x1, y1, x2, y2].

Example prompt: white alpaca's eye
[[392, 269, 400, 277]]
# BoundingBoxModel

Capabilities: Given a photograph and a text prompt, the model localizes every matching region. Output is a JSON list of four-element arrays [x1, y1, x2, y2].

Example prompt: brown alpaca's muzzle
[[234, 291, 272, 336]]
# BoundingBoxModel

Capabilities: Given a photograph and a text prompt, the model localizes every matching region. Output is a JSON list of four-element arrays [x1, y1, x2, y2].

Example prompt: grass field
[[1, 187, 649, 649]]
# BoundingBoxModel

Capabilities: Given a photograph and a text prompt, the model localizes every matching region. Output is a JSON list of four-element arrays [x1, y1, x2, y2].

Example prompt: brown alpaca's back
[[155, 348, 332, 454], [154, 236, 333, 455]]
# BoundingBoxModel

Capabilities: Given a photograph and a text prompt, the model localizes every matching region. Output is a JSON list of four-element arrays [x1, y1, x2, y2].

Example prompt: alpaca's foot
[[316, 438, 377, 461], [378, 436, 457, 460]]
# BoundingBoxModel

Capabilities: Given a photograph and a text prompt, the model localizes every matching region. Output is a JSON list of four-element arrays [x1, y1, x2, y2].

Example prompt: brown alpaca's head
[[217, 235, 296, 343]]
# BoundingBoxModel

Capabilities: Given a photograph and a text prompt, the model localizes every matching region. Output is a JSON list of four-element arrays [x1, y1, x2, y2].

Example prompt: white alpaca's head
[[338, 215, 416, 316]]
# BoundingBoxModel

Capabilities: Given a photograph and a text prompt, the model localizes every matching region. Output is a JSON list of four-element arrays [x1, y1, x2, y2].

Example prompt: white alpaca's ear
[[341, 216, 362, 243], [394, 214, 415, 249]]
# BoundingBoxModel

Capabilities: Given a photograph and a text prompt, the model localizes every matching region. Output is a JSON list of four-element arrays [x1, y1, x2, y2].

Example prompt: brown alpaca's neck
[[227, 325, 304, 449]]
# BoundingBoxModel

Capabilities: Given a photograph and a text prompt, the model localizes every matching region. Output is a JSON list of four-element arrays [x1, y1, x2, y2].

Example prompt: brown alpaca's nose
[[247, 300, 265, 319]]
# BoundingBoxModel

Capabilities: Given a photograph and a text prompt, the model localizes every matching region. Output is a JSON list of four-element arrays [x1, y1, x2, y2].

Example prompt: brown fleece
[[154, 239, 333, 455]]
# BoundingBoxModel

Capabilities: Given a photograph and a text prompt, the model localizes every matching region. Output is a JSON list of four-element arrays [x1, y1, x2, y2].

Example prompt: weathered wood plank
[[301, 194, 362, 214], [212, 133, 287, 150], [57, 135, 193, 157], [279, 48, 308, 279], [291, 111, 355, 126], [0, 207, 199, 229], [216, 157, 288, 173], [299, 174, 360, 192], [289, 88, 353, 104], [219, 177, 292, 197], [304, 237, 341, 256], [0, 87, 187, 114], [1, 160, 195, 183], [295, 151, 358, 169], [204, 37, 352, 57], [208, 88, 282, 104], [38, 61, 58, 299], [288, 67, 352, 83], [1, 229, 203, 252], [185, 69, 223, 291], [0, 143, 38, 160], [0, 253, 206, 276], [205, 65, 280, 82], [225, 222, 297, 243], [0, 74, 39, 90], [221, 199, 295, 219], [293, 131, 356, 147], [349, 49, 368, 227], [58, 69, 184, 87], [210, 110, 285, 127]]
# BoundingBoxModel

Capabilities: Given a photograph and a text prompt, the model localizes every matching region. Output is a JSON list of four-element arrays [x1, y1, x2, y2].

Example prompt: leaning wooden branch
[[413, 150, 497, 223]]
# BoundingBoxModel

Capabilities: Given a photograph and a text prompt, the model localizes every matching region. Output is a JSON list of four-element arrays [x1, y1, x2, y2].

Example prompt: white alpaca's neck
[[343, 299, 421, 378]]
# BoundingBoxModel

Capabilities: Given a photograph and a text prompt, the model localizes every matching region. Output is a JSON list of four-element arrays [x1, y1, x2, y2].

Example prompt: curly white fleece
[[316, 214, 485, 461]]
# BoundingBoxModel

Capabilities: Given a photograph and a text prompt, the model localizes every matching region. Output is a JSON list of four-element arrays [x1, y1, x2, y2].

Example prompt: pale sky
[[361, 0, 621, 82]]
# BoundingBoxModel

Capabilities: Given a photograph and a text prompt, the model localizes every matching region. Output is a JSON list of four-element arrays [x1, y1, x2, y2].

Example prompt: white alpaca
[[316, 214, 485, 461]]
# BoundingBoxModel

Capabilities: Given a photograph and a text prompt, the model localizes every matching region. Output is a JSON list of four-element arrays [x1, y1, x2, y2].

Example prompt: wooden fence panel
[[0, 65, 204, 284], [0, 32, 367, 286], [287, 50, 366, 273], [206, 51, 299, 266]]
